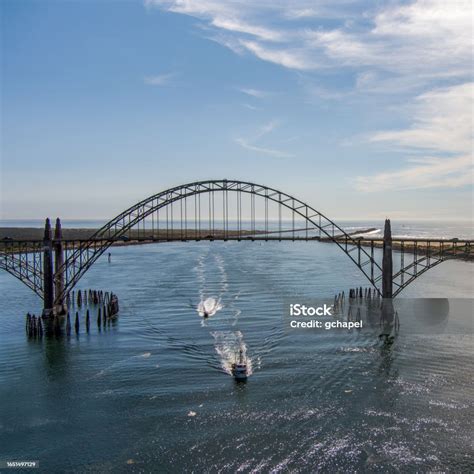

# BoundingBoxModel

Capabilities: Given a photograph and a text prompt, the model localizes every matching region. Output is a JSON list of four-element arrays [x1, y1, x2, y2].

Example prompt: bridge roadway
[[2, 233, 472, 258], [1, 177, 472, 312]]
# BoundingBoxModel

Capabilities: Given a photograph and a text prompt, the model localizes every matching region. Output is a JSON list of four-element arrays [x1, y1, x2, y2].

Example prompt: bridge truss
[[0, 240, 44, 298], [0, 180, 472, 305]]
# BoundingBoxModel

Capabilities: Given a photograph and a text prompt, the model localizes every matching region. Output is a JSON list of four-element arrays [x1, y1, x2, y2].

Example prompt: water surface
[[0, 241, 473, 472]]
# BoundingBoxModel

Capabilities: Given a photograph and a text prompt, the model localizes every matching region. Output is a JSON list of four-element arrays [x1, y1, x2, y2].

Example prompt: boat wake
[[193, 250, 239, 322], [197, 297, 223, 318], [211, 330, 253, 376]]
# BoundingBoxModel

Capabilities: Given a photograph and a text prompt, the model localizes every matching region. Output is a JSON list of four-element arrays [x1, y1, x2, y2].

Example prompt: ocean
[[0, 222, 473, 472]]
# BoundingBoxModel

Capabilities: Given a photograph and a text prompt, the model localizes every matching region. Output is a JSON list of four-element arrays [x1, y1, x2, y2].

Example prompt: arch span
[[0, 252, 44, 298], [57, 179, 384, 301]]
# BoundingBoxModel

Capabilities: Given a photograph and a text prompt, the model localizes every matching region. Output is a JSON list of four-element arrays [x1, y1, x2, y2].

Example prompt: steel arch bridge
[[1, 179, 472, 312]]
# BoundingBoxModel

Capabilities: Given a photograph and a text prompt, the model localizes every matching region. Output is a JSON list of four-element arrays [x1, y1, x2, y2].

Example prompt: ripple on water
[[0, 241, 473, 472]]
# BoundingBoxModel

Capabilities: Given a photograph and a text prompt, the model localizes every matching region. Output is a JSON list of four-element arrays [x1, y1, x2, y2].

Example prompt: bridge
[[1, 179, 472, 316]]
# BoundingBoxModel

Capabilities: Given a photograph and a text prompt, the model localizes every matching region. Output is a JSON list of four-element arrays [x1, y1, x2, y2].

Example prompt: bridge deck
[[1, 235, 472, 263], [1, 178, 472, 305]]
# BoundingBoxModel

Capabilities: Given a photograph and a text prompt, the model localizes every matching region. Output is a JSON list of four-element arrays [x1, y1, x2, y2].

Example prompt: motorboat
[[231, 349, 248, 381]]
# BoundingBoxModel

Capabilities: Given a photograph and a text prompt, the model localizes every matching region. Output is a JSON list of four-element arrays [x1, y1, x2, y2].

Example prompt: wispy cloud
[[355, 154, 472, 192], [235, 120, 294, 158], [147, 0, 471, 88], [283, 8, 320, 20], [239, 87, 267, 98], [235, 138, 293, 158], [148, 1, 472, 189], [210, 17, 283, 42], [368, 83, 473, 154], [242, 103, 260, 111], [254, 120, 278, 138], [239, 39, 315, 70], [144, 72, 176, 86], [356, 82, 473, 191]]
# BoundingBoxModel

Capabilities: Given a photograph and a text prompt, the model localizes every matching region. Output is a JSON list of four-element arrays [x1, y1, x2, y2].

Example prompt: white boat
[[231, 349, 248, 381]]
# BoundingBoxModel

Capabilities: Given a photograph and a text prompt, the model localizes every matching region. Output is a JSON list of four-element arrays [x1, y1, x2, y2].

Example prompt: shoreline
[[3, 226, 472, 241], [1, 227, 472, 260]]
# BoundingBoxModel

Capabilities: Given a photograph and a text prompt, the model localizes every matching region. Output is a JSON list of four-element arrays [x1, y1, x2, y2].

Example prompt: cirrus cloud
[[356, 82, 473, 192], [147, 0, 473, 191]]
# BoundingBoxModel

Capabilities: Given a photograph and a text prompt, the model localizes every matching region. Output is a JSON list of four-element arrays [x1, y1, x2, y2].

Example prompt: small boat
[[231, 349, 248, 381]]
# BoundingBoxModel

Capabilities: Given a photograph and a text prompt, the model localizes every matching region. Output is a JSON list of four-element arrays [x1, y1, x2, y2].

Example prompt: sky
[[1, 0, 472, 221]]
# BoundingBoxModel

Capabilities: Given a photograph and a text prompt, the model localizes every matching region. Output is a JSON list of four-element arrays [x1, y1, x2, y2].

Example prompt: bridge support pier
[[42, 218, 55, 318], [54, 218, 67, 315], [382, 219, 393, 299]]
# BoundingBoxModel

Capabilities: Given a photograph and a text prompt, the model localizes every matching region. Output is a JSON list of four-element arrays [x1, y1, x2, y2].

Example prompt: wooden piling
[[66, 312, 71, 335], [109, 294, 119, 316], [26, 313, 31, 334]]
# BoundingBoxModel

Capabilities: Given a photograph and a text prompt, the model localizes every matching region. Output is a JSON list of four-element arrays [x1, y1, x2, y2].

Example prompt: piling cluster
[[333, 291, 361, 325], [25, 288, 120, 339], [334, 287, 382, 311], [25, 313, 43, 339], [350, 287, 378, 300], [66, 289, 119, 335], [348, 287, 381, 301], [69, 289, 119, 315], [332, 286, 399, 336]]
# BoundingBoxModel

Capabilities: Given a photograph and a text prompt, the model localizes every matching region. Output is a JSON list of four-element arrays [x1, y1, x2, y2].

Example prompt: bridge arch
[[57, 179, 384, 301], [0, 252, 44, 298]]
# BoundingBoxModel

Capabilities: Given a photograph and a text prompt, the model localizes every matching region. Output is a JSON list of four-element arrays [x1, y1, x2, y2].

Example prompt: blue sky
[[1, 0, 472, 220]]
